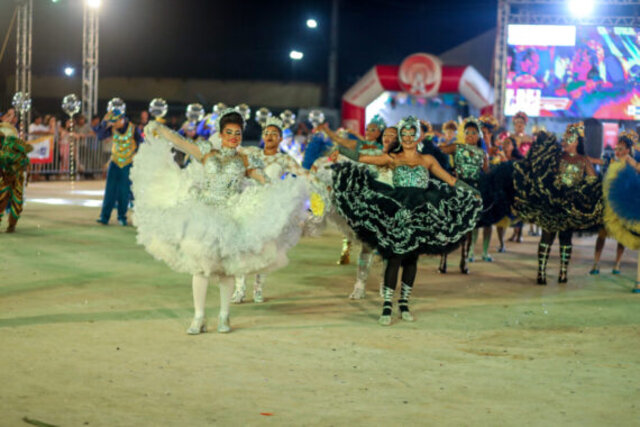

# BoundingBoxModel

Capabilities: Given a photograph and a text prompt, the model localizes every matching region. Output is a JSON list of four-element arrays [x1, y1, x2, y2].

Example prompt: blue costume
[[96, 118, 143, 225]]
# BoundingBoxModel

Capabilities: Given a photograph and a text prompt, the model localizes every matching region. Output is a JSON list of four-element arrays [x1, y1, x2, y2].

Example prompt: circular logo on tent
[[398, 53, 442, 97]]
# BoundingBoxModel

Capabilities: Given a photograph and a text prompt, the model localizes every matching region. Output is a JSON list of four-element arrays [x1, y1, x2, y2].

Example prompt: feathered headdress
[[397, 116, 421, 142], [564, 122, 584, 142], [368, 114, 386, 131]]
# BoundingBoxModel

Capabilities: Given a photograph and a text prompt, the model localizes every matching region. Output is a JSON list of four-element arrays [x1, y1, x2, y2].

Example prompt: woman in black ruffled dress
[[512, 124, 603, 284], [331, 117, 482, 326]]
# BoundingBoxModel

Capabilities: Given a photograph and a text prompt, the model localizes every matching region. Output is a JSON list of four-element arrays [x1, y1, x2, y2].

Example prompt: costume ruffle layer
[[512, 133, 603, 232], [331, 162, 482, 258], [131, 137, 308, 277], [603, 161, 640, 249]]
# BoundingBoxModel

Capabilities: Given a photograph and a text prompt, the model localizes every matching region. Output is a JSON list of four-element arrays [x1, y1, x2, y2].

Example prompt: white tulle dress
[[131, 128, 308, 278]]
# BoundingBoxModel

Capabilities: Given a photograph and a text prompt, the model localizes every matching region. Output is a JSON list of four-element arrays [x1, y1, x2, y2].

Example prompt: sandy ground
[[1, 180, 639, 426]]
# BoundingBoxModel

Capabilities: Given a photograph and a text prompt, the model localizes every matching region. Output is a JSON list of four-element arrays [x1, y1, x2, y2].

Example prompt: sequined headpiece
[[263, 116, 285, 132], [368, 114, 386, 131], [463, 116, 483, 132], [514, 111, 528, 123], [216, 107, 245, 131], [564, 122, 584, 143], [618, 129, 639, 147], [397, 116, 421, 142], [479, 114, 499, 130]]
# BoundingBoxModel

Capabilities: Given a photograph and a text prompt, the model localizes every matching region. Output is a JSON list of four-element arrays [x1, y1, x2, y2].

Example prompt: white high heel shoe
[[187, 316, 207, 335], [217, 315, 231, 333]]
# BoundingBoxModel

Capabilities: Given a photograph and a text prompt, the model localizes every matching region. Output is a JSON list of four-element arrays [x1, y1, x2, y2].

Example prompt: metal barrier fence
[[28, 134, 111, 180]]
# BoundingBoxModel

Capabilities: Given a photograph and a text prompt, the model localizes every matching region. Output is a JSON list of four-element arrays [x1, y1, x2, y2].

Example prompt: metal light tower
[[82, 0, 100, 119], [327, 0, 339, 108], [493, 0, 640, 123], [15, 0, 32, 125]]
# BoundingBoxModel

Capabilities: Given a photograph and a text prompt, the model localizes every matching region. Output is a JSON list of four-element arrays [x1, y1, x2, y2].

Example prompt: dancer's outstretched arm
[[423, 154, 457, 186], [145, 122, 203, 161], [319, 123, 358, 150], [358, 153, 392, 166]]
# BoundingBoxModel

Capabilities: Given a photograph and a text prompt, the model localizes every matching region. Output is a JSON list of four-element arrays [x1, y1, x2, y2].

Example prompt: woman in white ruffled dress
[[231, 116, 313, 304], [132, 109, 308, 334]]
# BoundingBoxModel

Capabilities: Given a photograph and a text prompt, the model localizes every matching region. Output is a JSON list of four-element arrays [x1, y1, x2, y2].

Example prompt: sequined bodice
[[557, 157, 585, 187], [454, 144, 484, 182], [111, 123, 137, 168], [198, 147, 247, 204], [393, 165, 430, 188], [247, 149, 301, 181]]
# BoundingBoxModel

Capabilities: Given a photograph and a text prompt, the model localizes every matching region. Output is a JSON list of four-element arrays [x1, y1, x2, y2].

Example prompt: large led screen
[[505, 25, 640, 119]]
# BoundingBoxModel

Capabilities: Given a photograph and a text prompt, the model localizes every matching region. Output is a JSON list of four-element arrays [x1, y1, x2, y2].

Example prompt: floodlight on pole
[[64, 66, 75, 76], [290, 50, 304, 60], [87, 0, 102, 9], [568, 0, 595, 17], [306, 19, 318, 29]]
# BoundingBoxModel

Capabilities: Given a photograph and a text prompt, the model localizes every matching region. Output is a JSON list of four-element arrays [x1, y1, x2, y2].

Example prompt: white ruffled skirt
[[131, 138, 308, 277]]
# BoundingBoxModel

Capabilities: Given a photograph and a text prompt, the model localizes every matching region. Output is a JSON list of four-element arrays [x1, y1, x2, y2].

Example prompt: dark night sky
[[0, 0, 497, 93]]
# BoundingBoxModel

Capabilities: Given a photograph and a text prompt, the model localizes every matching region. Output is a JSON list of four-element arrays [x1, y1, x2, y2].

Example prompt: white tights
[[191, 274, 235, 318]]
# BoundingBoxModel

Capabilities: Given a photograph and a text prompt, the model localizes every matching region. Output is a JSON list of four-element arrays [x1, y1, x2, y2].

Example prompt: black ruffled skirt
[[331, 162, 482, 258], [512, 133, 603, 232], [469, 161, 516, 228]]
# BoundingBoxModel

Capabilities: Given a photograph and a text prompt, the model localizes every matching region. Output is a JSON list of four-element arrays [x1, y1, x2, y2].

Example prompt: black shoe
[[96, 219, 108, 225], [536, 274, 547, 285]]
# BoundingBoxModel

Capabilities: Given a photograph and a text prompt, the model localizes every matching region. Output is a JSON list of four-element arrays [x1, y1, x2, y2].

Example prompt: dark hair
[[618, 135, 634, 150], [577, 136, 586, 156], [504, 137, 523, 159], [418, 136, 451, 172], [463, 121, 485, 149], [219, 112, 244, 132], [383, 126, 399, 153], [366, 122, 384, 144]]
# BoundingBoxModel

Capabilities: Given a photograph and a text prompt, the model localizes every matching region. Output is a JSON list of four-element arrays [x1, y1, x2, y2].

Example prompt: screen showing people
[[505, 25, 640, 120]]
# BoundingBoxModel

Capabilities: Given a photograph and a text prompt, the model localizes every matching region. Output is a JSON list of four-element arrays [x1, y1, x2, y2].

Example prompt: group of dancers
[[1, 106, 638, 333], [128, 108, 640, 333]]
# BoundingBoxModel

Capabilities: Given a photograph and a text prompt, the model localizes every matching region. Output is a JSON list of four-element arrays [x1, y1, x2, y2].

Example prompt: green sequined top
[[453, 143, 484, 182], [392, 165, 429, 189]]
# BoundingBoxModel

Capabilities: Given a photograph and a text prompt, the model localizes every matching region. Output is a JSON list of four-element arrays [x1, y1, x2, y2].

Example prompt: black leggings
[[541, 230, 572, 246], [384, 253, 419, 290]]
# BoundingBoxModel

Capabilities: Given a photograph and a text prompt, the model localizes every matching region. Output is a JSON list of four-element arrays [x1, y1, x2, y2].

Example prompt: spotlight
[[86, 0, 102, 8], [64, 67, 75, 77], [568, 0, 594, 17], [306, 19, 318, 29], [290, 50, 304, 60]]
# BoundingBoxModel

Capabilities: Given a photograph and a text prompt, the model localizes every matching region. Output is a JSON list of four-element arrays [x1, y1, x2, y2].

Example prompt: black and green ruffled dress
[[331, 162, 482, 258], [512, 133, 603, 232]]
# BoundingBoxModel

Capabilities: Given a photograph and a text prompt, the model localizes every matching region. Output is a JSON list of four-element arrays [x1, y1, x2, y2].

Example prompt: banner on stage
[[28, 135, 54, 164]]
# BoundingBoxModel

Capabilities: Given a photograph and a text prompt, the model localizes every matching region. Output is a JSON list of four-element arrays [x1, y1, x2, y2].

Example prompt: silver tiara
[[215, 107, 245, 131], [263, 116, 285, 131]]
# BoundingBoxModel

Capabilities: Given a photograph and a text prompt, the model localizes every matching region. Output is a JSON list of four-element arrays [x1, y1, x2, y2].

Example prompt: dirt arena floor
[[1, 180, 639, 426]]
